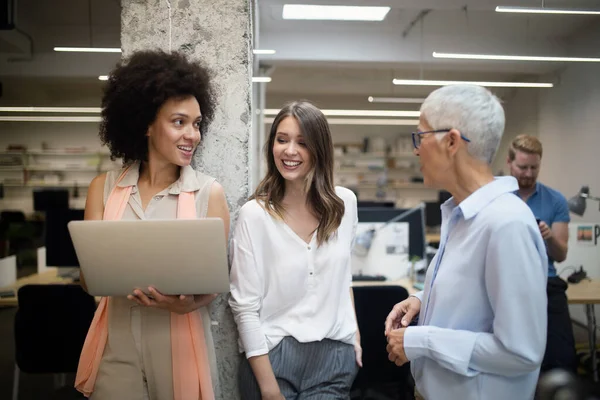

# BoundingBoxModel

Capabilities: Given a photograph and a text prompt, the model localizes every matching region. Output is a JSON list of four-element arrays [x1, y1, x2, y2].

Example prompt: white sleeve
[[228, 211, 268, 358]]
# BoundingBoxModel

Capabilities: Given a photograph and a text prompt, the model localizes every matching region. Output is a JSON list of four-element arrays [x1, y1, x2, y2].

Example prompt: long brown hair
[[251, 101, 345, 246]]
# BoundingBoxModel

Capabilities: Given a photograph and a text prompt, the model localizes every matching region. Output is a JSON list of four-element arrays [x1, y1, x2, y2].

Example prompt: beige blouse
[[90, 162, 219, 400]]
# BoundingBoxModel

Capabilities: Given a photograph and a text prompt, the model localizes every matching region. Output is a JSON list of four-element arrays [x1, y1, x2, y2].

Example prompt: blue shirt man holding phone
[[507, 134, 576, 374]]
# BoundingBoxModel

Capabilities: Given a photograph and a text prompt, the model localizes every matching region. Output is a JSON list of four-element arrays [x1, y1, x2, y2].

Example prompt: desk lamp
[[353, 202, 424, 257], [566, 186, 599, 283], [567, 186, 600, 216]]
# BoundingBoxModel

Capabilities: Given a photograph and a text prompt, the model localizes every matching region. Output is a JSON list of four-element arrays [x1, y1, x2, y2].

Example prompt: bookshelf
[[0, 149, 120, 188], [333, 138, 438, 206]]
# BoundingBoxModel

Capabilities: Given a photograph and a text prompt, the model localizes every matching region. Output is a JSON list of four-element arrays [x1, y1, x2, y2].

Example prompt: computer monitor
[[357, 201, 395, 208], [45, 208, 84, 267], [33, 189, 69, 212], [439, 190, 452, 204], [425, 201, 442, 227], [357, 207, 426, 260]]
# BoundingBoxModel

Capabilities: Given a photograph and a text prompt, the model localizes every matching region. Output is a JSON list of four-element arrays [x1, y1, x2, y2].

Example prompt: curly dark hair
[[99, 50, 215, 164]]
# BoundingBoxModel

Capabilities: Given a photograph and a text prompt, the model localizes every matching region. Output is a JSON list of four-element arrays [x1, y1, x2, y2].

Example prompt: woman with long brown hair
[[229, 101, 361, 399]]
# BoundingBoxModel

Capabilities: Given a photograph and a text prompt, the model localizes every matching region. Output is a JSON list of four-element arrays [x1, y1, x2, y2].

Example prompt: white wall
[[536, 23, 600, 334], [538, 23, 600, 230], [492, 88, 540, 174]]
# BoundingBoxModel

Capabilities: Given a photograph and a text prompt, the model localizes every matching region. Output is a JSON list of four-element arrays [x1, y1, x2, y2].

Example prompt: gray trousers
[[239, 336, 359, 400]]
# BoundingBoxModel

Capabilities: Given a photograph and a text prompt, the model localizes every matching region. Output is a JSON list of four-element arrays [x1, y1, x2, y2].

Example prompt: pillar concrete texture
[[121, 1, 252, 398]]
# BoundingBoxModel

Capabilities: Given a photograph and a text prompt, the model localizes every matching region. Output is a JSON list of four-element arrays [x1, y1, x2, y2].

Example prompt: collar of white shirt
[[441, 176, 519, 220]]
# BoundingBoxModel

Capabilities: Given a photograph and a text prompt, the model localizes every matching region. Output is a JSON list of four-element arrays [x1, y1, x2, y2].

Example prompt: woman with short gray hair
[[384, 85, 548, 400]]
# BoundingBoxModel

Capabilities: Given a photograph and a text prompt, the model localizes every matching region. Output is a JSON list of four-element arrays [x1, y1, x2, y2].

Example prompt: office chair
[[0, 211, 38, 266], [12, 284, 96, 400], [0, 211, 26, 257], [351, 285, 414, 400]]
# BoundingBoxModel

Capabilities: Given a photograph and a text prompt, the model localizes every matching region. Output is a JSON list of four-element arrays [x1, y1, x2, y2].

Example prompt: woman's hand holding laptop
[[128, 286, 218, 315]]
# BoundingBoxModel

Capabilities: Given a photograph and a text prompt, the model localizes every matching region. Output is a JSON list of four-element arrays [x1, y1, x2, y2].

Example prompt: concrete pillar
[[121, 1, 252, 398]]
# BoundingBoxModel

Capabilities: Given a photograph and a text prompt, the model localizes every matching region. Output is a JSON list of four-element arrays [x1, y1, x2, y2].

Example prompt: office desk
[[567, 279, 600, 382], [352, 277, 419, 295], [0, 268, 76, 308], [425, 233, 440, 244]]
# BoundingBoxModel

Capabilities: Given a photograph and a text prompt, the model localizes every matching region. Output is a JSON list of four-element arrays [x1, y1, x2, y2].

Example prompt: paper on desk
[[352, 222, 410, 280], [0, 255, 17, 288]]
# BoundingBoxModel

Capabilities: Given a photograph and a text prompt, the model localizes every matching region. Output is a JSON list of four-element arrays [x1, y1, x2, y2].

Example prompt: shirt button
[[309, 272, 313, 275], [154, 196, 161, 201], [307, 246, 311, 250]]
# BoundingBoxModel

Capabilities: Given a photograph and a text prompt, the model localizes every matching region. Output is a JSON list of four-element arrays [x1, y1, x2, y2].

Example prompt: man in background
[[507, 134, 577, 373]]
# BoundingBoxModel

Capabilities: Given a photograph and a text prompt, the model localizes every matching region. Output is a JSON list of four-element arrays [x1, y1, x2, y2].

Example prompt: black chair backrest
[[352, 285, 411, 387], [14, 284, 96, 373], [0, 211, 26, 237], [0, 211, 26, 223]]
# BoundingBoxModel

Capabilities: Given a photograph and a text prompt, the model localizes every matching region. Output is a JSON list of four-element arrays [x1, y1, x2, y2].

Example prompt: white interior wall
[[535, 23, 600, 333], [538, 23, 600, 267], [538, 23, 600, 230], [492, 88, 540, 174]]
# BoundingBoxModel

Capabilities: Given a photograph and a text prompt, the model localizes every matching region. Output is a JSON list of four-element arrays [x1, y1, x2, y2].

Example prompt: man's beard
[[519, 178, 536, 189]]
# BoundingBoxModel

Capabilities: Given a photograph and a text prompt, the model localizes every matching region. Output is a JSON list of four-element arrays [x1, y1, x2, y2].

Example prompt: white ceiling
[[0, 0, 599, 101], [259, 0, 600, 64], [258, 0, 600, 101]]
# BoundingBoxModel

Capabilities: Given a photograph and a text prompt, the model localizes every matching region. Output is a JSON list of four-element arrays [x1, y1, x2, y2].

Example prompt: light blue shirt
[[404, 176, 548, 400], [515, 181, 570, 277]]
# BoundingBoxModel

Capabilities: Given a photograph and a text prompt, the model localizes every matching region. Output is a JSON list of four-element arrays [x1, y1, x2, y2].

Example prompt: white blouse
[[229, 187, 358, 358]]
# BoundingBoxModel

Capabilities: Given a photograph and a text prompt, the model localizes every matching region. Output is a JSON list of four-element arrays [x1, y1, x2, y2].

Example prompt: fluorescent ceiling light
[[99, 75, 109, 81], [263, 109, 420, 117], [54, 47, 122, 53], [368, 96, 425, 104], [264, 117, 418, 126], [0, 107, 101, 113], [433, 52, 600, 62], [392, 79, 553, 88], [253, 49, 276, 55], [495, 6, 600, 15], [0, 116, 101, 122], [252, 77, 272, 83], [282, 4, 390, 21]]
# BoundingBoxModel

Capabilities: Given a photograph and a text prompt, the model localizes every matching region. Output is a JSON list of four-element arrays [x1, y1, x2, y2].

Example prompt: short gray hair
[[420, 84, 505, 164]]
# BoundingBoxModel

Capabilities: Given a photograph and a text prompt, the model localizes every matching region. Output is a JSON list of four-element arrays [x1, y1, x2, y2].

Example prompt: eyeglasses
[[411, 129, 471, 149]]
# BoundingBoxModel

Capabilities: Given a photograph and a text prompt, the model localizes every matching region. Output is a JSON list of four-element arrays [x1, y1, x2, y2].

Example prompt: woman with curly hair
[[74, 50, 230, 400], [229, 101, 361, 400]]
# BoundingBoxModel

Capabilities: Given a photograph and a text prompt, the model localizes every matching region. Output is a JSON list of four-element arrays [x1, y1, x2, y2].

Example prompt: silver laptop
[[68, 219, 229, 297]]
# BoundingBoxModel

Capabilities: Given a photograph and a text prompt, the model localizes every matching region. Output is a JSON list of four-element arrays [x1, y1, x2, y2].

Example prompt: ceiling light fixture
[[282, 4, 391, 21], [433, 51, 600, 62], [495, 6, 600, 15], [264, 117, 419, 126], [252, 77, 272, 83], [0, 116, 101, 122], [0, 107, 101, 113], [392, 79, 553, 88], [54, 47, 122, 53], [263, 109, 420, 117], [98, 75, 109, 81], [367, 96, 426, 104], [253, 49, 276, 55]]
